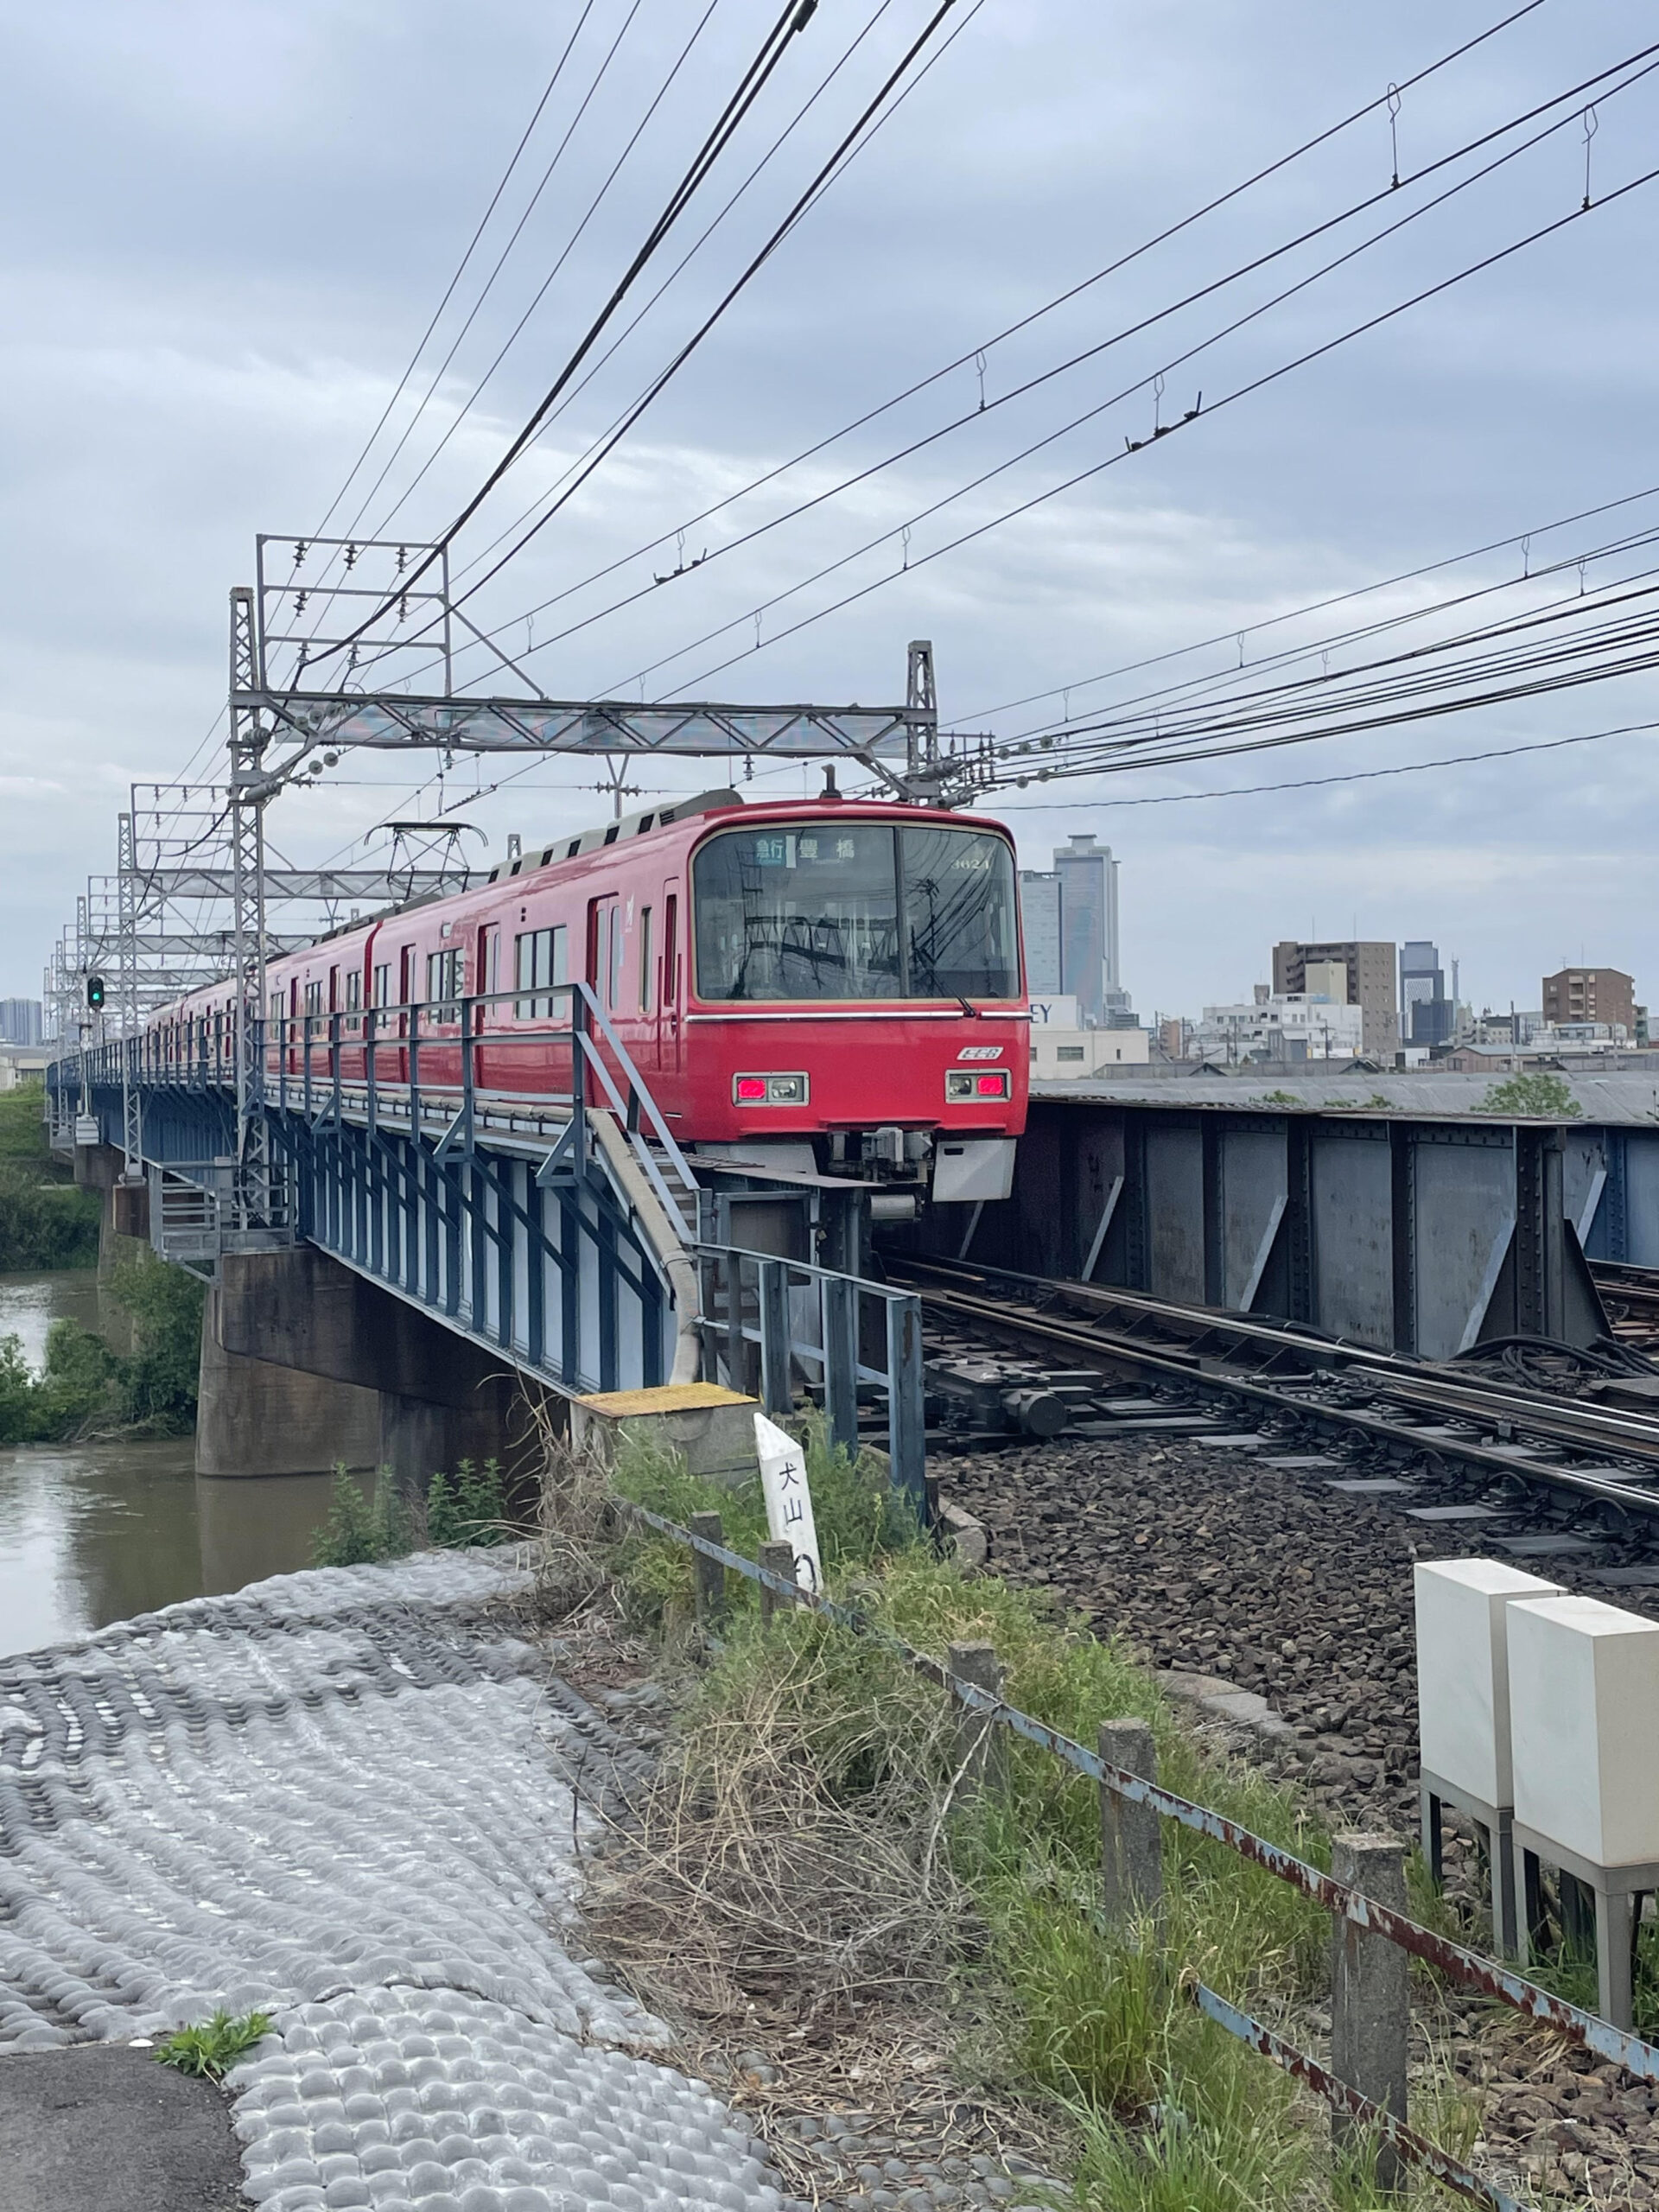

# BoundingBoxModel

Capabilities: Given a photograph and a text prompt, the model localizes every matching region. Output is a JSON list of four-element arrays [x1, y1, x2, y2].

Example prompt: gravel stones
[[0, 1550, 786, 2212]]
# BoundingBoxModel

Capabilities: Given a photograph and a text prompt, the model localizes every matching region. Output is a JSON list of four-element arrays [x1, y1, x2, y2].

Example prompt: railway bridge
[[47, 985, 927, 1502]]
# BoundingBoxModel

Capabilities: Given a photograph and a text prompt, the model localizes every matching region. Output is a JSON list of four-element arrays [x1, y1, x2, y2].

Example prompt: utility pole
[[228, 585, 272, 1229]]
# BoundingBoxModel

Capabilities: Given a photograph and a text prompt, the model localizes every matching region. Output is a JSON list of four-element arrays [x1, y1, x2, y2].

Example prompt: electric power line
[[403, 0, 1564, 693], [652, 154, 1659, 700]]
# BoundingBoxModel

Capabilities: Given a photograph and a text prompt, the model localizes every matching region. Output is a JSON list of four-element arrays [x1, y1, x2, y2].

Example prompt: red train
[[156, 792, 1030, 1205]]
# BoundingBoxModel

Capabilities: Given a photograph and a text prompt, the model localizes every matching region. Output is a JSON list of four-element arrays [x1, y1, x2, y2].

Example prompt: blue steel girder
[[280, 1105, 670, 1395]]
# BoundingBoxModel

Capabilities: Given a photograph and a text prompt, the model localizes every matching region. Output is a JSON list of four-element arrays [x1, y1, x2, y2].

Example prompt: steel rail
[[895, 1270, 1659, 1520], [893, 1249, 1659, 1447]]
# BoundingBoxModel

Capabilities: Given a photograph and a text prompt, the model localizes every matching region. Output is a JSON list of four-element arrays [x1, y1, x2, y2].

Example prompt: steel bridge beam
[[237, 690, 920, 760]]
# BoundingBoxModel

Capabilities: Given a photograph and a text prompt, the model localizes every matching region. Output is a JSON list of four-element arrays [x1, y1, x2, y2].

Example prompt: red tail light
[[734, 1077, 768, 1102], [976, 1071, 1011, 1097]]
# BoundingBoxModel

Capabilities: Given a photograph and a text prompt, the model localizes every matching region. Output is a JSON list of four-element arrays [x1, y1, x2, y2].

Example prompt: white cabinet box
[[1414, 1560, 1561, 1808], [1508, 1592, 1659, 1869]]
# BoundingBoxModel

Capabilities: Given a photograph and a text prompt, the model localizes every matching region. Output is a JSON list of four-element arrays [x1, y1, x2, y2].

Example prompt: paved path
[[0, 1551, 786, 2212]]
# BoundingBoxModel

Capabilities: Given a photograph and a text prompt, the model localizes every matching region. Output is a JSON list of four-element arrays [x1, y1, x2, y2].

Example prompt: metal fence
[[692, 1239, 925, 1516], [629, 1500, 1659, 2211]]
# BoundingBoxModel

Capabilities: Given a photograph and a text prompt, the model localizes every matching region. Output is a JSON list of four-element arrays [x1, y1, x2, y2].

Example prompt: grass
[[607, 1409, 918, 1631], [571, 1428, 1511, 2211], [154, 2007, 273, 2080], [0, 1084, 100, 1269]]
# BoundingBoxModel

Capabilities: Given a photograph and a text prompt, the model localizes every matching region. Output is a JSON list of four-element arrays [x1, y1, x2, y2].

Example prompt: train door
[[659, 880, 683, 1082], [475, 922, 499, 1090], [397, 943, 416, 1084], [586, 896, 622, 1103]]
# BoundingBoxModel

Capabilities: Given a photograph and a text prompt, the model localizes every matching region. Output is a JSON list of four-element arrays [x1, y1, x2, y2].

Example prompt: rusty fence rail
[[625, 1498, 1658, 2206]]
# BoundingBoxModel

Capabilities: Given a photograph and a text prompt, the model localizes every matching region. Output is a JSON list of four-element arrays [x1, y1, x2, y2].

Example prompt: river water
[[0, 1269, 344, 1660]]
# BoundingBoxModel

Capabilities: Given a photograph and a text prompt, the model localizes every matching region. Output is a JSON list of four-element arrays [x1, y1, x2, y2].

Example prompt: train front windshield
[[692, 822, 1020, 1001]]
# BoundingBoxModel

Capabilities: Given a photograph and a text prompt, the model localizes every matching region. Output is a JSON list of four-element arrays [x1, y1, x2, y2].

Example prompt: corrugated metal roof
[[1032, 1066, 1659, 1126]]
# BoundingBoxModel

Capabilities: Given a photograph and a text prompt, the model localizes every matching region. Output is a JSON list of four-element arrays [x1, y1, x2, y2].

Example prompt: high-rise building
[[1400, 940, 1453, 1046], [0, 999, 43, 1046], [1018, 835, 1129, 1025], [1541, 967, 1635, 1035], [1271, 940, 1399, 1058], [1018, 871, 1063, 995]]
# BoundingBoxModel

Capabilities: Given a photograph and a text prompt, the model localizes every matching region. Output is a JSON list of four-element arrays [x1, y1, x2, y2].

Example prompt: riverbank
[[0, 1087, 99, 1272], [0, 1547, 798, 2212]]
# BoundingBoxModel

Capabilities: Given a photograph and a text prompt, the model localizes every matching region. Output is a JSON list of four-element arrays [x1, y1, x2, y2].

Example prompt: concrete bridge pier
[[199, 1245, 538, 1484]]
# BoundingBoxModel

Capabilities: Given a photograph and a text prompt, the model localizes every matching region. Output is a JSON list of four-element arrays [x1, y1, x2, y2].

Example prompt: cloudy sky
[[3, 0, 1657, 1022]]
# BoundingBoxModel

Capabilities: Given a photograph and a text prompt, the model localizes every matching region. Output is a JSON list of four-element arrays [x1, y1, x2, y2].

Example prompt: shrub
[[424, 1456, 508, 1548], [108, 1250, 205, 1431], [1478, 1071, 1582, 1119], [0, 1086, 100, 1268], [0, 1319, 119, 1444], [310, 1465, 411, 1567]]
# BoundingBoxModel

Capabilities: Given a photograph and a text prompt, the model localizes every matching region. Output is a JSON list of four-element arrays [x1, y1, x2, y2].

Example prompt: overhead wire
[[510, 43, 1659, 694], [429, 0, 980, 628], [414, 0, 1554, 687], [960, 481, 1659, 727], [309, 3, 602, 549], [306, 0, 830, 671], [442, 0, 911, 593], [986, 715, 1659, 810], [650, 151, 1659, 700], [989, 518, 1659, 751], [361, 0, 715, 544]]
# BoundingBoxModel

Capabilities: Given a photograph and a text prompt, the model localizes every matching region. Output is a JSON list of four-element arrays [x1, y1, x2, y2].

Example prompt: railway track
[[1589, 1257, 1659, 1348], [889, 1251, 1659, 1558]]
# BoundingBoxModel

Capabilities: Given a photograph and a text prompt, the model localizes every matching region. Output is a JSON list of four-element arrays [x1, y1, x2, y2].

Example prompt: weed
[[546, 1439, 1495, 2207], [310, 1465, 411, 1567], [154, 2007, 273, 2080], [425, 1456, 508, 1548], [606, 1408, 920, 1631], [1068, 2013, 1310, 2211]]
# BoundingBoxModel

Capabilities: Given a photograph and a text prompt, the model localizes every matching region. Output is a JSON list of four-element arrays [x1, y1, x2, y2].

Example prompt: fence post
[[758, 1538, 798, 1628], [759, 1259, 791, 1416], [1330, 1833, 1409, 2197], [1098, 1718, 1162, 1922], [822, 1272, 859, 1460], [886, 1292, 927, 1524], [690, 1510, 725, 1626], [948, 1640, 1007, 1802]]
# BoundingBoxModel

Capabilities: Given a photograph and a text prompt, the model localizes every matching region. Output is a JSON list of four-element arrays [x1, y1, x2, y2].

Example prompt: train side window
[[372, 962, 390, 1009], [664, 893, 678, 1004], [345, 969, 361, 1033], [303, 981, 322, 1018], [610, 905, 625, 1007], [638, 906, 653, 1014], [426, 948, 463, 1022], [515, 925, 566, 1019]]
